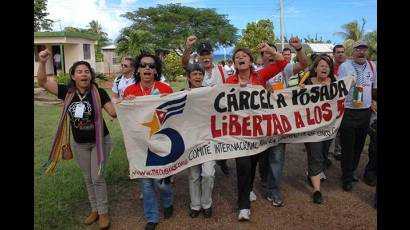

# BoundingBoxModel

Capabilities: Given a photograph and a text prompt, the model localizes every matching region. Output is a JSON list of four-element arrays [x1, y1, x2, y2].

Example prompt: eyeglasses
[[139, 62, 156, 69], [121, 64, 128, 68]]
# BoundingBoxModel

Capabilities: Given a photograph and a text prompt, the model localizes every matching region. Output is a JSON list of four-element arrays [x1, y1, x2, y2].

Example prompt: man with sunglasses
[[337, 40, 377, 192], [112, 57, 136, 101], [182, 35, 231, 176]]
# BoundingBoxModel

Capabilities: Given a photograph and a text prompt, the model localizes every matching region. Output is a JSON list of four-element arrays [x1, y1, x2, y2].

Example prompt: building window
[[83, 44, 91, 59], [34, 45, 46, 62], [112, 57, 120, 64]]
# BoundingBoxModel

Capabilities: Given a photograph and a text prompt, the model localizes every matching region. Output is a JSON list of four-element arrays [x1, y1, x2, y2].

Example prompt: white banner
[[114, 76, 354, 178]]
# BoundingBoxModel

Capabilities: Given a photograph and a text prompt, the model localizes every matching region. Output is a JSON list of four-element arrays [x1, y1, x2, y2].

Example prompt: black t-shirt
[[57, 84, 110, 143]]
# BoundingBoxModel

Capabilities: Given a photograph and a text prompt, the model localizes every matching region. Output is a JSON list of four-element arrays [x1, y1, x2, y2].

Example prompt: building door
[[52, 45, 61, 76]]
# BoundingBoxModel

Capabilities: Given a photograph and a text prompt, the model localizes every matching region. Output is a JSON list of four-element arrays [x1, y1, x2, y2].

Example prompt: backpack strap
[[217, 64, 226, 83], [115, 75, 123, 96], [368, 60, 375, 76]]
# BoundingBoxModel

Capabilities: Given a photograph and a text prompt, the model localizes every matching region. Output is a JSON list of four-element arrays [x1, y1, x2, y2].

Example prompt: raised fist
[[257, 42, 275, 55], [289, 37, 302, 50], [186, 35, 197, 48], [38, 49, 51, 63]]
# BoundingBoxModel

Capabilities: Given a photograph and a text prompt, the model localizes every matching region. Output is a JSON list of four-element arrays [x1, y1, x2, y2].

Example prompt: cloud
[[272, 7, 302, 18], [47, 0, 138, 42]]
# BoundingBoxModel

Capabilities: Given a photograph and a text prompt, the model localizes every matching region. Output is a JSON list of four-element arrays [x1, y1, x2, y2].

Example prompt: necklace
[[140, 82, 156, 96], [76, 90, 88, 102]]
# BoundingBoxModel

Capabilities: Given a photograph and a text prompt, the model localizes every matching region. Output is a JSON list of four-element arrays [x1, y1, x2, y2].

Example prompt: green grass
[[35, 106, 132, 230], [34, 82, 186, 229]]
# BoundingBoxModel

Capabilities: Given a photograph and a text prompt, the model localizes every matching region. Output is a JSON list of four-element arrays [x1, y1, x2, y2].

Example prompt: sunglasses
[[139, 62, 156, 69], [121, 64, 129, 68]]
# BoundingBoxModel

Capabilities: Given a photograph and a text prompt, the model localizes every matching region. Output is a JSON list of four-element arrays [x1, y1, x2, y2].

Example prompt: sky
[[46, 0, 377, 54]]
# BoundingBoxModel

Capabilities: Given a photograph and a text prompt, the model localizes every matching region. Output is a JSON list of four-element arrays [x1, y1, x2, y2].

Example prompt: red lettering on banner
[[242, 116, 252, 136], [321, 103, 332, 121], [280, 115, 292, 133], [336, 99, 345, 119], [294, 111, 305, 128], [211, 115, 221, 138], [222, 115, 228, 136], [314, 106, 322, 124], [229, 115, 241, 135], [253, 115, 263, 136], [306, 108, 315, 125], [262, 115, 272, 136], [272, 114, 284, 134]]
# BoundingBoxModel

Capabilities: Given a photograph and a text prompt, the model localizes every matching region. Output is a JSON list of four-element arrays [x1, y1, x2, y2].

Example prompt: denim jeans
[[140, 178, 174, 223], [266, 144, 285, 199]]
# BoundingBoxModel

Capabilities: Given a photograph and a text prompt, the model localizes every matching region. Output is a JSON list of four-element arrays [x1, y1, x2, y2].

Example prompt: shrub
[[55, 74, 70, 84], [163, 51, 185, 82]]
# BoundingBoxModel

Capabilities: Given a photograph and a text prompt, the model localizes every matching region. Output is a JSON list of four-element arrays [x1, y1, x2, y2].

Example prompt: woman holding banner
[[224, 43, 287, 221], [300, 54, 336, 204], [37, 49, 117, 229], [123, 53, 174, 230], [183, 63, 217, 218]]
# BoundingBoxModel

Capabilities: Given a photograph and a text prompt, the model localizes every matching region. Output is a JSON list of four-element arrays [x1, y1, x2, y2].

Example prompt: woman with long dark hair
[[123, 52, 174, 230], [301, 54, 336, 204], [37, 49, 116, 229]]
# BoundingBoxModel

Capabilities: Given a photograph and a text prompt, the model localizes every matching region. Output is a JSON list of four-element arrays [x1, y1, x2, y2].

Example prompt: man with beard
[[182, 35, 231, 175], [337, 40, 377, 192]]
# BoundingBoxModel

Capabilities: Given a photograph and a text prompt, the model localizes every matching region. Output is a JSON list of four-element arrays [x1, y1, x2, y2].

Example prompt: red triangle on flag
[[156, 109, 167, 125]]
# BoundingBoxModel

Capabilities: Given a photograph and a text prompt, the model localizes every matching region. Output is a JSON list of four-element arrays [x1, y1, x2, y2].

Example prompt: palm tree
[[364, 30, 377, 61], [86, 20, 111, 62], [334, 18, 366, 41], [334, 18, 367, 57]]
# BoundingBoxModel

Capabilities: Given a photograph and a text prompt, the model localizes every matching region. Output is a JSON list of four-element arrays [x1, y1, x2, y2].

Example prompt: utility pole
[[279, 0, 284, 52]]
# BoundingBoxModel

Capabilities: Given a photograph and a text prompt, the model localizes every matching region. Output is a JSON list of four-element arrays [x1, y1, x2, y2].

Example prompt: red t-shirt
[[225, 59, 287, 88], [334, 63, 340, 79], [123, 81, 173, 97]]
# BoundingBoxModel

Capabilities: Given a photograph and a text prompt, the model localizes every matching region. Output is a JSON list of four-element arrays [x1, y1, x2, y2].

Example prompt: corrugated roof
[[276, 43, 333, 53], [308, 43, 334, 53]]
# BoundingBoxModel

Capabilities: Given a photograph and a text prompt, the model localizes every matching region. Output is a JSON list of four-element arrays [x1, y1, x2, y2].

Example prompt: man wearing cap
[[182, 35, 231, 175], [337, 40, 377, 191]]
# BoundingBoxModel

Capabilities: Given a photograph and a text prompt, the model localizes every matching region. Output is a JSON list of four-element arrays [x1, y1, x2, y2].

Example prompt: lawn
[[34, 80, 186, 230]]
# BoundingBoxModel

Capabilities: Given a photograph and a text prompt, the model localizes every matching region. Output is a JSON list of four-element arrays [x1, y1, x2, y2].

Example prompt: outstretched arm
[[37, 49, 58, 96]]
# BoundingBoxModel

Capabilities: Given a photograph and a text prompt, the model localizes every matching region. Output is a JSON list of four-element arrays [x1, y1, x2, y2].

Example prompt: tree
[[364, 30, 377, 61], [303, 34, 332, 43], [334, 18, 366, 42], [87, 20, 111, 62], [163, 51, 185, 82], [116, 3, 238, 58], [34, 0, 53, 31], [235, 19, 275, 59], [334, 18, 366, 57]]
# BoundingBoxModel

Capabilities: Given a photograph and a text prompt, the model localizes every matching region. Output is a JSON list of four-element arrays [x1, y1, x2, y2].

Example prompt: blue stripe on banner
[[157, 95, 187, 109], [163, 109, 184, 123], [166, 103, 186, 112]]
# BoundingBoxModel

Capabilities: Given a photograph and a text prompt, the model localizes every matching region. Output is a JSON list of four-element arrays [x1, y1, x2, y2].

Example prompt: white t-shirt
[[112, 75, 135, 98], [338, 60, 377, 109], [202, 64, 229, 87], [266, 63, 294, 89], [224, 65, 235, 76]]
